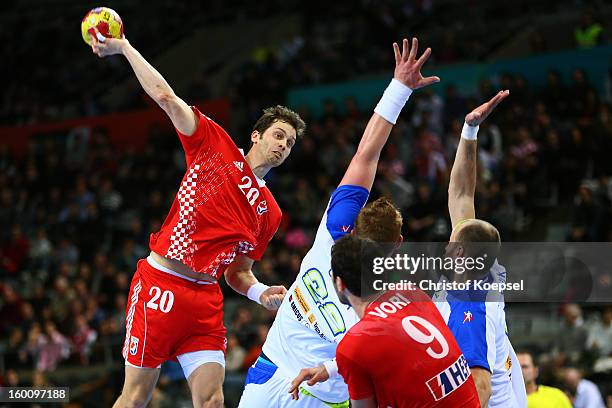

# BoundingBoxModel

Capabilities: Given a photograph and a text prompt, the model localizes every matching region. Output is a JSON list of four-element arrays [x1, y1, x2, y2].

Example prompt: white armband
[[323, 359, 339, 378], [461, 122, 479, 140], [247, 282, 269, 304], [374, 79, 413, 124]]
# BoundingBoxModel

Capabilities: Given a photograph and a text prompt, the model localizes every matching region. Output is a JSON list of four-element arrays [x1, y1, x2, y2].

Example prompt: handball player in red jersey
[[330, 235, 480, 408], [89, 31, 305, 408]]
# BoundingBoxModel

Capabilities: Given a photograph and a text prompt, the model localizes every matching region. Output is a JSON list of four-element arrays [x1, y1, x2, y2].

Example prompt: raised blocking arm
[[340, 38, 440, 190], [448, 90, 509, 228]]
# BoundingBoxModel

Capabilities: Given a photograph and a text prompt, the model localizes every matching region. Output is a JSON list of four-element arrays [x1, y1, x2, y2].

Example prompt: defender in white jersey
[[238, 37, 440, 407], [432, 90, 527, 407]]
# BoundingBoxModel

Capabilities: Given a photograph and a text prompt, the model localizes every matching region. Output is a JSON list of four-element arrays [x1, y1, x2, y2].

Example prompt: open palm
[[465, 90, 510, 126], [393, 38, 440, 90]]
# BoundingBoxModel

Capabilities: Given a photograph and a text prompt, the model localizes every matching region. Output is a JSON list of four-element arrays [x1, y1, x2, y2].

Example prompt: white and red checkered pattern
[[150, 109, 282, 277], [203, 240, 255, 279], [166, 164, 201, 263]]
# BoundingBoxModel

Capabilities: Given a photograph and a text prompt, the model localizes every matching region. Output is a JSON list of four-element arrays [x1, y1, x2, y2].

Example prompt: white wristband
[[323, 359, 339, 378], [461, 122, 479, 140], [374, 79, 413, 125], [247, 282, 269, 304]]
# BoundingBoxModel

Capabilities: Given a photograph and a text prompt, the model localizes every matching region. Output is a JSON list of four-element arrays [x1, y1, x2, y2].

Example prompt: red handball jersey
[[149, 107, 282, 280], [337, 290, 480, 408]]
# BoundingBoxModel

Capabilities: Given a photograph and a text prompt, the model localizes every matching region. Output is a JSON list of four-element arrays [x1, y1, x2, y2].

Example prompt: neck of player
[[348, 293, 374, 319], [245, 150, 272, 179]]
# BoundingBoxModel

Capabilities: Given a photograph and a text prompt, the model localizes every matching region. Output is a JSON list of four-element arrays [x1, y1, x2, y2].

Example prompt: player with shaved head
[[433, 91, 528, 407]]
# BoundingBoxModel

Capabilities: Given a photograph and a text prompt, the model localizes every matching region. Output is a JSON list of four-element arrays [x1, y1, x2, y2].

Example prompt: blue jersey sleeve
[[446, 301, 495, 372], [325, 185, 369, 241]]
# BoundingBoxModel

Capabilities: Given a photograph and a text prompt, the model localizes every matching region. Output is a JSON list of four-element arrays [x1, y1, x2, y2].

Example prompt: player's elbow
[[223, 268, 236, 287], [351, 149, 378, 168], [155, 91, 177, 109]]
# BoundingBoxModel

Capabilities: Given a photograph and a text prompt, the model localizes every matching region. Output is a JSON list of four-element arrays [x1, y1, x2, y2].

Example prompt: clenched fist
[[259, 285, 287, 310]]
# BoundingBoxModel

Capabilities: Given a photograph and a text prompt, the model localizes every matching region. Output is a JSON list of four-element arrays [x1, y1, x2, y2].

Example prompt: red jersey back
[[337, 290, 480, 408], [149, 107, 281, 279]]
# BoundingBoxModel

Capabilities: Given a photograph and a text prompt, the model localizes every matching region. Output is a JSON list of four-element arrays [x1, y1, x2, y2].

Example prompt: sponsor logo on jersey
[[463, 311, 473, 323], [426, 355, 471, 401], [233, 161, 244, 172], [288, 295, 304, 322], [294, 287, 310, 314], [130, 336, 139, 356], [505, 354, 512, 371], [312, 321, 332, 342], [257, 200, 268, 215]]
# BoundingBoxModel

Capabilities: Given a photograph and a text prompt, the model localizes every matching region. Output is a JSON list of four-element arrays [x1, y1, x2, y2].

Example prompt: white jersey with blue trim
[[433, 261, 527, 408], [262, 185, 369, 403]]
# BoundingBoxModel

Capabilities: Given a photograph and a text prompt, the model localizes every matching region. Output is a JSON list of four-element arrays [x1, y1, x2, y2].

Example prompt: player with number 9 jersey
[[331, 236, 480, 407], [337, 290, 480, 407]]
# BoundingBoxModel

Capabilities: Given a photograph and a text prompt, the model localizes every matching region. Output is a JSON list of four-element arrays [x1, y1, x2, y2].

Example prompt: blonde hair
[[354, 197, 402, 243]]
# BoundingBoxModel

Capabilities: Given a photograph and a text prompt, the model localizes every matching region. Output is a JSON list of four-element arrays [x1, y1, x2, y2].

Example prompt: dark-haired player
[[329, 235, 480, 407], [89, 31, 305, 408]]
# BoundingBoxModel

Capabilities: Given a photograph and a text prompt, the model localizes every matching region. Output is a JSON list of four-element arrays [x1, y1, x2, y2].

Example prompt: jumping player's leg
[[116, 260, 164, 407], [112, 366, 160, 408], [122, 258, 228, 406], [178, 350, 226, 408], [187, 363, 224, 408]]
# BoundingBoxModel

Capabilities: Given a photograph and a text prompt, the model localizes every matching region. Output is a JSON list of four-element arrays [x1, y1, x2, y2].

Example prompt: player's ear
[[334, 275, 344, 291], [251, 131, 260, 144], [394, 234, 404, 248]]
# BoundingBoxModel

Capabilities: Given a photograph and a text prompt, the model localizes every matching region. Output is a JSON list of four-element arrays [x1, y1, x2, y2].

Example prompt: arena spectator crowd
[[3, 0, 606, 125]]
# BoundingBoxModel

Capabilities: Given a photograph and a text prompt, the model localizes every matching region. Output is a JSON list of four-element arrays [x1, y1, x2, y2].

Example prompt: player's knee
[[199, 390, 223, 408], [116, 394, 149, 408]]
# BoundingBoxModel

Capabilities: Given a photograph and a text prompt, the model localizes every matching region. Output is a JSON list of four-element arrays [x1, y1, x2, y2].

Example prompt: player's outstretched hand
[[89, 28, 127, 58], [465, 90, 510, 126], [393, 37, 440, 90], [289, 365, 330, 400], [260, 285, 287, 310]]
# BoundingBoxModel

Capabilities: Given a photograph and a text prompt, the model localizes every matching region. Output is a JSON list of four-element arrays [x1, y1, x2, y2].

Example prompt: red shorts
[[122, 258, 226, 368]]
